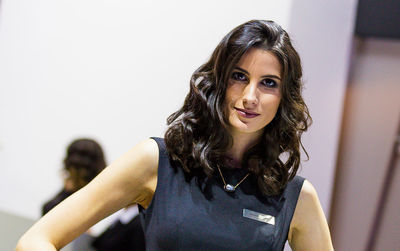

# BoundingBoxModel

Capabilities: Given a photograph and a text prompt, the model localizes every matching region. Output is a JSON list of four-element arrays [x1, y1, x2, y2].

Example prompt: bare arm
[[288, 180, 334, 251], [16, 138, 159, 251]]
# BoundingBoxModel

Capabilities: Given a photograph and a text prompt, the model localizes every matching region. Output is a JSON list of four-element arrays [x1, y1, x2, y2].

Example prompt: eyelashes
[[260, 78, 278, 88], [230, 72, 279, 88], [231, 72, 247, 82]]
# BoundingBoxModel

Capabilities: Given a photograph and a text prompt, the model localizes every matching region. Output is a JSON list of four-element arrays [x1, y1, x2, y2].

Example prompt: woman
[[42, 138, 106, 216], [16, 20, 333, 250]]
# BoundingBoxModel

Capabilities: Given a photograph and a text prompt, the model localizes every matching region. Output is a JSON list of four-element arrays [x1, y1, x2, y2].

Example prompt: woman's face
[[224, 48, 282, 138]]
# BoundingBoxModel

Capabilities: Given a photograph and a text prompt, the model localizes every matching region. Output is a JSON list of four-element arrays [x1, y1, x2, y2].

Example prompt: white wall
[[0, 0, 293, 219], [287, 0, 358, 216]]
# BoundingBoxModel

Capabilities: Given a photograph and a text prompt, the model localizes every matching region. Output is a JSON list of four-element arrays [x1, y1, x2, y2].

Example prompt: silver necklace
[[217, 166, 250, 192]]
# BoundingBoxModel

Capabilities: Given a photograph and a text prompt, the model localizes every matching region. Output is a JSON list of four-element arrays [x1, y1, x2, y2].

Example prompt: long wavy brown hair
[[165, 20, 311, 196]]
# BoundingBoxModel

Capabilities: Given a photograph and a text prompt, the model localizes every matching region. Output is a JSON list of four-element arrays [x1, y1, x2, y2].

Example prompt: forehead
[[236, 48, 281, 77]]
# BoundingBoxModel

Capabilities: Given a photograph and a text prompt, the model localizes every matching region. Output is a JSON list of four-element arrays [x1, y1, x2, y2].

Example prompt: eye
[[260, 78, 278, 88], [231, 72, 248, 82]]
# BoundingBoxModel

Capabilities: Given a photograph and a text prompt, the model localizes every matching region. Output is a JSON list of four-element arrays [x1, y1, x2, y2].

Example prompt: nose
[[242, 82, 258, 108]]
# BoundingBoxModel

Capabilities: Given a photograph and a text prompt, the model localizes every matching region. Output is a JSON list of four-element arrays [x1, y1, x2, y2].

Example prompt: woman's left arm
[[288, 180, 334, 251]]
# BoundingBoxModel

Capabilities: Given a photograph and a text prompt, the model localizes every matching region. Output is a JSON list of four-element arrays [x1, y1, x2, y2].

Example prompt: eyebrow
[[234, 66, 282, 81]]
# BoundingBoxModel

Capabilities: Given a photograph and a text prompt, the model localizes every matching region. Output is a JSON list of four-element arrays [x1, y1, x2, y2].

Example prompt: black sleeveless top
[[140, 137, 305, 251]]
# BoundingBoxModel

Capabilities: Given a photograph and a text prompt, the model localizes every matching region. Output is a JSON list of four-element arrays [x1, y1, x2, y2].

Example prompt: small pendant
[[224, 184, 235, 192]]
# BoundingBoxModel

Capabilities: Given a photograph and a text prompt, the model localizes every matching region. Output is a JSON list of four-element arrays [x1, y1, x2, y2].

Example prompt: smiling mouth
[[234, 107, 260, 118]]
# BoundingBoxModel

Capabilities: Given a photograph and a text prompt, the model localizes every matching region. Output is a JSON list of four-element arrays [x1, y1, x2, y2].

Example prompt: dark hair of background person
[[165, 20, 312, 196], [63, 138, 107, 187], [42, 138, 106, 215]]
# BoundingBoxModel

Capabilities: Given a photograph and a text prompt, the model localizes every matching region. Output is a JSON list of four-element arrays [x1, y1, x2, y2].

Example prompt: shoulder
[[140, 138, 159, 160], [125, 138, 159, 182], [117, 138, 159, 170], [290, 179, 320, 227], [288, 179, 320, 235], [134, 137, 159, 156], [105, 138, 159, 207], [288, 180, 330, 246], [297, 179, 318, 204], [288, 179, 333, 250]]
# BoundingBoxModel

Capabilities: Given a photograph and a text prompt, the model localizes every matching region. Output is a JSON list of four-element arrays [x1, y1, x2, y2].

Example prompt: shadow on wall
[[330, 37, 400, 251]]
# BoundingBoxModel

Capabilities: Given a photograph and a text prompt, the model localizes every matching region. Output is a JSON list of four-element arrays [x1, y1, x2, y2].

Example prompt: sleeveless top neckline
[[140, 137, 305, 251]]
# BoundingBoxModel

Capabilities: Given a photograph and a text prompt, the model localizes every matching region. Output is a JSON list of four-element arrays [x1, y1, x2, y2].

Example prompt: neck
[[226, 130, 263, 164]]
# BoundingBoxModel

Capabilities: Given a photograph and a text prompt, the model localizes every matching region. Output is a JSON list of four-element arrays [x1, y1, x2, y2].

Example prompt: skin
[[16, 48, 333, 251], [64, 167, 90, 192], [224, 48, 282, 162], [16, 139, 159, 250], [225, 48, 333, 250], [288, 180, 334, 251]]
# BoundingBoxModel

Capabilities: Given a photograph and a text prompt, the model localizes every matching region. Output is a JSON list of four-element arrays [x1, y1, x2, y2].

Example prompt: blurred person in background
[[42, 138, 145, 251], [42, 138, 106, 251], [42, 138, 106, 215]]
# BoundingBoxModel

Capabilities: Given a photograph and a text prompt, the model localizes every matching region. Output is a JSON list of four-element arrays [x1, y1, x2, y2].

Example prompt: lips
[[234, 107, 260, 118]]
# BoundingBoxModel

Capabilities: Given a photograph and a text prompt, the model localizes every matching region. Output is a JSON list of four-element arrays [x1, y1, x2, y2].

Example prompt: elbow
[[15, 234, 56, 251], [15, 235, 30, 251]]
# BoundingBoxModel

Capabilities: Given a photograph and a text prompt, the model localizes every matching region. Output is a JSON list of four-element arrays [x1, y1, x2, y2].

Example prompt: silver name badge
[[243, 209, 275, 225]]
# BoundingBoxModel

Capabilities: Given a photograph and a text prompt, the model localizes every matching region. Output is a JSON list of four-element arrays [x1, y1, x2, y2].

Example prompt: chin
[[230, 121, 262, 134]]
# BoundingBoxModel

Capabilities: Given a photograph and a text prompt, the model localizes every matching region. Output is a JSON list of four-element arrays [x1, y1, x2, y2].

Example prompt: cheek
[[262, 96, 281, 115], [224, 86, 236, 108], [263, 98, 280, 120], [225, 82, 242, 98], [273, 97, 281, 110]]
